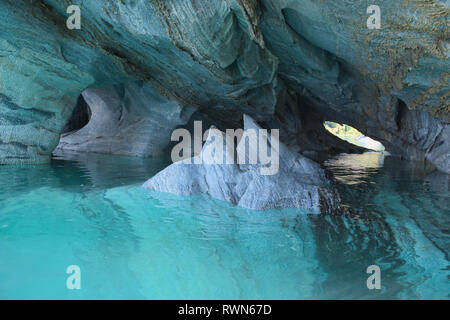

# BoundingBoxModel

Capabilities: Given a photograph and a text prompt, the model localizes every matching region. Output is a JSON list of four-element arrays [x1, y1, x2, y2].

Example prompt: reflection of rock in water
[[52, 149, 170, 189], [107, 185, 325, 299], [71, 189, 146, 299], [307, 211, 407, 299], [323, 152, 386, 185], [317, 154, 450, 299]]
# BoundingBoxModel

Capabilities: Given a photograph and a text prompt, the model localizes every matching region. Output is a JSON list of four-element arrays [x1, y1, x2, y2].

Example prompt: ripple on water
[[0, 151, 448, 299]]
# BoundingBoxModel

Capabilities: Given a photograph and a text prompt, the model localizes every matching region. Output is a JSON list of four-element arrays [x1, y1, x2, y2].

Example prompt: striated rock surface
[[0, 0, 448, 174], [55, 81, 194, 157], [144, 115, 344, 213], [425, 124, 450, 173]]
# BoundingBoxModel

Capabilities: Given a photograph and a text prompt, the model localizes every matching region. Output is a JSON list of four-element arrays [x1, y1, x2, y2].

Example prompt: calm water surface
[[0, 151, 448, 299]]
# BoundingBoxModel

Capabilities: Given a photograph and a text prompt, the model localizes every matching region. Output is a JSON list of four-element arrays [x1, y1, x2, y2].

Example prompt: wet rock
[[144, 115, 344, 213], [426, 125, 450, 174], [55, 82, 194, 157], [0, 1, 448, 173]]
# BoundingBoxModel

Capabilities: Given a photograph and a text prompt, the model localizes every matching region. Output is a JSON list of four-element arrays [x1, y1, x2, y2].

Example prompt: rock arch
[[0, 0, 448, 174]]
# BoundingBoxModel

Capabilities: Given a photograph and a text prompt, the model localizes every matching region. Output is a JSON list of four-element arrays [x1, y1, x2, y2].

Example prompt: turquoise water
[[0, 151, 448, 299]]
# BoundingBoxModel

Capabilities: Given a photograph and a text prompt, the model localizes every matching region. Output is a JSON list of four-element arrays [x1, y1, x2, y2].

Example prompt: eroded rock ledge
[[0, 1, 448, 175], [55, 82, 194, 157], [0, 0, 450, 172]]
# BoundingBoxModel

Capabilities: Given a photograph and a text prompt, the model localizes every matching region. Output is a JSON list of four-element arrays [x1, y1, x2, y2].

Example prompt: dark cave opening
[[62, 94, 91, 134]]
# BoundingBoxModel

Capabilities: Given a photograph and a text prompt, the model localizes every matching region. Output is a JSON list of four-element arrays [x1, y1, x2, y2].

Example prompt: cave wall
[[61, 95, 91, 134], [0, 0, 448, 172], [56, 81, 194, 157]]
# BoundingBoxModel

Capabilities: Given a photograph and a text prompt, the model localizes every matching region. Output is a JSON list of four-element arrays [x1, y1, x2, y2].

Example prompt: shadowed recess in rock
[[0, 0, 447, 174]]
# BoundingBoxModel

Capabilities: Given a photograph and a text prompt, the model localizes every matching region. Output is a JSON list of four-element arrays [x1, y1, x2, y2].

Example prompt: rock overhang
[[0, 0, 447, 175]]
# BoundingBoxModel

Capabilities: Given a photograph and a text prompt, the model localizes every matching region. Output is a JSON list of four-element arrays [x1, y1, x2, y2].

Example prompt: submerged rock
[[144, 115, 344, 213]]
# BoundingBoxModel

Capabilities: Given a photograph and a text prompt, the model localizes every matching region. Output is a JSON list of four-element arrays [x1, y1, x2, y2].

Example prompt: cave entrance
[[62, 94, 91, 134], [323, 121, 385, 152]]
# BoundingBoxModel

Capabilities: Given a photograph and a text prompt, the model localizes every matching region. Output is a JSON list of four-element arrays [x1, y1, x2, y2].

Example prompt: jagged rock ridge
[[144, 115, 345, 213]]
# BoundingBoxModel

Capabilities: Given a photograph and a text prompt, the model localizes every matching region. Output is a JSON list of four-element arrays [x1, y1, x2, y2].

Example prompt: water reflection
[[323, 152, 386, 185], [0, 150, 448, 299], [320, 152, 449, 299], [52, 150, 170, 190]]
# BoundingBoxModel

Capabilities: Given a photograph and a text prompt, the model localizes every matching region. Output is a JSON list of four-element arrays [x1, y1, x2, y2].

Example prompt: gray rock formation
[[144, 115, 344, 213], [426, 125, 450, 173], [55, 82, 194, 157], [0, 1, 448, 173]]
